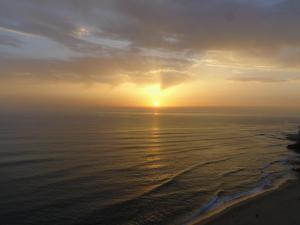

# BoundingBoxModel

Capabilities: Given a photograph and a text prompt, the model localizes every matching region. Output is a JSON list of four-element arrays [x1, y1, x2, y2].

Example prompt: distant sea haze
[[0, 108, 298, 225]]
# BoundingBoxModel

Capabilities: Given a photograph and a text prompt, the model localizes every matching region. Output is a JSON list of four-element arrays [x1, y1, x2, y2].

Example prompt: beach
[[195, 179, 300, 225]]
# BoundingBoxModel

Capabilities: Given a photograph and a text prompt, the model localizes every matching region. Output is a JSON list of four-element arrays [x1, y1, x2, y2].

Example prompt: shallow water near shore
[[0, 108, 299, 225]]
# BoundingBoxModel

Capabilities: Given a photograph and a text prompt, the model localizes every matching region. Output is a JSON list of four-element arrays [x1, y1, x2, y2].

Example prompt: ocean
[[0, 108, 299, 225]]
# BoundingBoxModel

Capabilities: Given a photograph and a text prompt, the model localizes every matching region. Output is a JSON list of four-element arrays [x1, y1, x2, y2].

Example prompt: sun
[[142, 84, 163, 108], [153, 100, 160, 108]]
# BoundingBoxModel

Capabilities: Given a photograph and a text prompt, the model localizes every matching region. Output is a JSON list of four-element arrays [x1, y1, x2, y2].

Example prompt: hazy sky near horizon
[[1, 0, 300, 109]]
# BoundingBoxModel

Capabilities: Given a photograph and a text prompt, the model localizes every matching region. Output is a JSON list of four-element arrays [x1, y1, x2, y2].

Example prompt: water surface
[[0, 108, 298, 225]]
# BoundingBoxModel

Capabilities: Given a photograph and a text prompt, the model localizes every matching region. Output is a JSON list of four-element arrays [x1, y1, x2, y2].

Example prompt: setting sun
[[153, 100, 160, 107]]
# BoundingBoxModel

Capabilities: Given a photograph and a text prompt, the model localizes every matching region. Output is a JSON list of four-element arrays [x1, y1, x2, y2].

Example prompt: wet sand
[[193, 179, 300, 225]]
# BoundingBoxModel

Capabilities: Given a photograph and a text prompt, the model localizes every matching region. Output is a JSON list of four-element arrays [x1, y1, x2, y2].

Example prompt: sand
[[193, 179, 300, 225]]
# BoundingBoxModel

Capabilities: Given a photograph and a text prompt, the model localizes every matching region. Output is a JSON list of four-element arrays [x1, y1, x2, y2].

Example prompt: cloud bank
[[1, 0, 300, 87]]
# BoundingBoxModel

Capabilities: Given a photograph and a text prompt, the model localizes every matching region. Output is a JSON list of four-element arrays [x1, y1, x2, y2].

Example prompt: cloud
[[0, 34, 23, 48], [227, 68, 300, 83], [1, 0, 300, 87], [0, 53, 192, 88]]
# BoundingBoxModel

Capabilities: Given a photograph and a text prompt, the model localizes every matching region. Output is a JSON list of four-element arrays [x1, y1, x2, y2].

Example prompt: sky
[[1, 0, 300, 111]]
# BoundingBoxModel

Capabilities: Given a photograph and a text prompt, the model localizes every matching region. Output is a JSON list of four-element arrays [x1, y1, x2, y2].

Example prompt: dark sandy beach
[[194, 179, 300, 225]]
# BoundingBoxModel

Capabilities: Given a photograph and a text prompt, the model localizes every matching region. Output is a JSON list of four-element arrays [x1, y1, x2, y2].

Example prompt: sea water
[[0, 108, 299, 225]]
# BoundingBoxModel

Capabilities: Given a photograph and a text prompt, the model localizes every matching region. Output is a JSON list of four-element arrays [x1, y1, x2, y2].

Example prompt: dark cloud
[[3, 0, 300, 52], [0, 34, 23, 47]]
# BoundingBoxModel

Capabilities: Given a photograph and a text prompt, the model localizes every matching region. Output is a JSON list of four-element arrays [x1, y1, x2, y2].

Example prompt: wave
[[12, 164, 93, 182], [220, 168, 245, 177], [183, 171, 294, 225], [78, 157, 232, 222], [147, 158, 232, 192], [0, 158, 56, 168]]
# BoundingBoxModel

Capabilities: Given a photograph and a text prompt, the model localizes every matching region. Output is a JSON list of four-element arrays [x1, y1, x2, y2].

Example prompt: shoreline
[[189, 177, 300, 225]]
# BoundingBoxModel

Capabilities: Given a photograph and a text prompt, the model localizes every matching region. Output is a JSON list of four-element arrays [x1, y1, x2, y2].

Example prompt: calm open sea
[[0, 108, 299, 225]]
